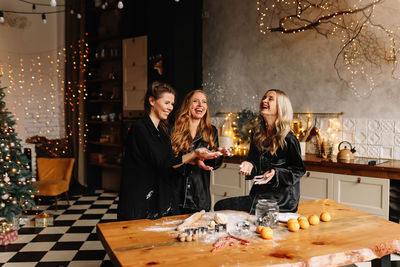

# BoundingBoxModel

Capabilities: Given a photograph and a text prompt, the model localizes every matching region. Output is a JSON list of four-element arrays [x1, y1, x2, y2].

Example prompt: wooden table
[[97, 199, 400, 266]]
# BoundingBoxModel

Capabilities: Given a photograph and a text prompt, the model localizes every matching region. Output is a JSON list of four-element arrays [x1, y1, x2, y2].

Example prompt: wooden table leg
[[371, 254, 391, 267]]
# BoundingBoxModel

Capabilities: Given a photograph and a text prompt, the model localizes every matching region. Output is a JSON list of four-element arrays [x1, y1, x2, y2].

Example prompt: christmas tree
[[0, 85, 37, 223]]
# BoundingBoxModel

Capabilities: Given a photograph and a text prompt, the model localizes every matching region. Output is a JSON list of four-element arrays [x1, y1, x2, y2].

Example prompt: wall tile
[[367, 132, 381, 145], [395, 134, 400, 147], [381, 120, 394, 132], [367, 145, 380, 158], [356, 119, 368, 133], [368, 119, 381, 132], [394, 147, 400, 160], [380, 146, 393, 159], [354, 144, 367, 157], [355, 131, 367, 144], [343, 118, 355, 132], [395, 121, 400, 133], [342, 131, 354, 143], [381, 132, 394, 146]]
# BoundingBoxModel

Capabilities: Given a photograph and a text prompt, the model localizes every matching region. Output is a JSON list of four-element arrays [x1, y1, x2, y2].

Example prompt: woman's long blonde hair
[[171, 90, 216, 155], [253, 89, 293, 154]]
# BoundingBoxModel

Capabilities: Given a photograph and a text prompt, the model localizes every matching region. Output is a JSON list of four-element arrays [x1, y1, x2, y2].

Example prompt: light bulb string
[[0, 10, 64, 15], [17, 0, 65, 7]]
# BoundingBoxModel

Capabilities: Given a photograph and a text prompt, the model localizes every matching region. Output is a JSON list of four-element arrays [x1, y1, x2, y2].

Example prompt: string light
[[41, 13, 47, 24], [0, 11, 4, 23], [256, 0, 399, 98], [49, 0, 57, 7], [117, 1, 124, 9]]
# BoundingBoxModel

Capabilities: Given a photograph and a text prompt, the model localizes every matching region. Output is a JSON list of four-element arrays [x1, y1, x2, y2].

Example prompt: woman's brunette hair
[[253, 89, 293, 154], [170, 90, 216, 155], [144, 81, 176, 134]]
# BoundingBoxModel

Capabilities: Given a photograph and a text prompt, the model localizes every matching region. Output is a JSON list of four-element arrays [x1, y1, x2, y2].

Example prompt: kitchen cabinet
[[211, 162, 389, 219], [333, 173, 389, 219], [300, 171, 389, 219], [300, 171, 334, 202], [210, 163, 253, 210]]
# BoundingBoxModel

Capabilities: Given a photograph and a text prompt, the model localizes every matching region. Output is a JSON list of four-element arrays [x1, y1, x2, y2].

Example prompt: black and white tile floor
[[0, 190, 117, 267], [1, 190, 399, 267]]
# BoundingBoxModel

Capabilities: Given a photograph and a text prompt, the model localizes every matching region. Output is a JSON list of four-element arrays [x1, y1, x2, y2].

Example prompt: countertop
[[224, 154, 400, 180]]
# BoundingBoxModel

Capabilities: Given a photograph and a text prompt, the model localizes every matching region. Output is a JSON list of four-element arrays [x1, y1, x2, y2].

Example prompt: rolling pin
[[177, 210, 206, 231]]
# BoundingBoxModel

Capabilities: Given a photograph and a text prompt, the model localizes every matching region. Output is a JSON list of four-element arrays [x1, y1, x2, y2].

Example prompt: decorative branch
[[257, 0, 400, 97]]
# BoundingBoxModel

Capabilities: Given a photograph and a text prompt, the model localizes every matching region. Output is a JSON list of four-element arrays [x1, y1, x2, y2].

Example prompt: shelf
[[86, 34, 121, 43], [89, 57, 121, 63], [87, 99, 122, 103], [87, 141, 122, 147], [86, 78, 121, 84], [87, 120, 122, 125], [88, 162, 122, 169]]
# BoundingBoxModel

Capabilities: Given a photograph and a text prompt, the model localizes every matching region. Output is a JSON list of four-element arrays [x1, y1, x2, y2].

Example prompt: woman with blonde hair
[[214, 89, 305, 212], [171, 90, 231, 214]]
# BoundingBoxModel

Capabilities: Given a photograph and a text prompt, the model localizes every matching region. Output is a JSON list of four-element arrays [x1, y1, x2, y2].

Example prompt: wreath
[[232, 109, 258, 143]]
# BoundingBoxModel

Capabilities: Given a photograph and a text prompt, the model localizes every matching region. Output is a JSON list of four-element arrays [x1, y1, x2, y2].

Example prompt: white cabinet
[[210, 163, 245, 210], [333, 174, 389, 219], [300, 171, 389, 219], [300, 171, 334, 202]]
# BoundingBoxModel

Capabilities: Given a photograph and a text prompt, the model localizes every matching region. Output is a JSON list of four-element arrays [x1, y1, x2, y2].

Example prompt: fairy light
[[1, 38, 89, 155], [256, 0, 397, 98]]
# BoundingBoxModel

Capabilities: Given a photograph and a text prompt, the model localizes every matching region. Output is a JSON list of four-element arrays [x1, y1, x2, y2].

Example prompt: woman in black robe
[[117, 82, 219, 221], [214, 89, 306, 213], [170, 90, 232, 214]]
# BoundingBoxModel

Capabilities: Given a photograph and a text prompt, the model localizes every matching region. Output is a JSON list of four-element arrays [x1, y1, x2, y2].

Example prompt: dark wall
[[120, 0, 203, 108]]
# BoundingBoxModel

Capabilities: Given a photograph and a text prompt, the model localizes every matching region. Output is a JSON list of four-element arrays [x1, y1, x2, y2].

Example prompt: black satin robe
[[172, 126, 223, 213], [117, 115, 182, 221], [214, 131, 306, 213], [246, 131, 306, 212]]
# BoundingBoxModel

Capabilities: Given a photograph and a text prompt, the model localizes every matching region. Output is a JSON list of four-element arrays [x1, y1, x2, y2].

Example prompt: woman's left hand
[[197, 159, 213, 171], [217, 147, 233, 157], [253, 169, 275, 184]]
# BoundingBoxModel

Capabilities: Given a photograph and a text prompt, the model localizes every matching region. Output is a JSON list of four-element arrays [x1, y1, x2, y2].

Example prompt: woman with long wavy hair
[[171, 90, 231, 214], [214, 89, 305, 213]]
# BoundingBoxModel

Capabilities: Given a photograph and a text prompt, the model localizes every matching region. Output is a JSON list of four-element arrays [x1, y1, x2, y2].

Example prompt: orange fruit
[[297, 216, 308, 222], [287, 218, 298, 224], [320, 212, 331, 222], [287, 221, 300, 232], [256, 225, 264, 234], [260, 227, 273, 239], [308, 215, 320, 225], [298, 219, 310, 229]]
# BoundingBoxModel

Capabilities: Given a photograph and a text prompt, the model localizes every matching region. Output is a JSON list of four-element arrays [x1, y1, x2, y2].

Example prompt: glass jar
[[255, 199, 279, 228]]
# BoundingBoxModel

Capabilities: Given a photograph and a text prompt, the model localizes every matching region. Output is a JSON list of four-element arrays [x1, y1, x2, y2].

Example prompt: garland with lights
[[232, 109, 258, 144], [0, 85, 37, 223], [257, 0, 400, 97]]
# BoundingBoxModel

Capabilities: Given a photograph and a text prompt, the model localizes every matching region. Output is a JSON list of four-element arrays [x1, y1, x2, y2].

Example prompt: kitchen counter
[[224, 154, 400, 180], [97, 199, 400, 267]]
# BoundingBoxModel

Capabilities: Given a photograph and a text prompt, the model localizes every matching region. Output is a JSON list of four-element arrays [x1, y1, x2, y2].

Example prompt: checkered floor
[[0, 190, 118, 267]]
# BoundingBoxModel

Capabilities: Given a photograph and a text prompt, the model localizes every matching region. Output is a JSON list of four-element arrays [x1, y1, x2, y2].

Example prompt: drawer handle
[[357, 177, 361, 183], [132, 61, 136, 67], [132, 86, 136, 91], [306, 171, 310, 177], [223, 192, 227, 197]]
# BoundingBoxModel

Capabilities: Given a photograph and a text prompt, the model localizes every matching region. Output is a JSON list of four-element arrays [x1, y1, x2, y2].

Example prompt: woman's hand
[[197, 159, 213, 171], [253, 169, 275, 184], [195, 147, 222, 160], [239, 161, 253, 176], [217, 147, 233, 157]]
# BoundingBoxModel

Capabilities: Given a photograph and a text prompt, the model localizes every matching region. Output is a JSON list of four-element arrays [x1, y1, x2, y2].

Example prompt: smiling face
[[189, 91, 207, 120], [260, 90, 278, 119], [150, 92, 175, 121]]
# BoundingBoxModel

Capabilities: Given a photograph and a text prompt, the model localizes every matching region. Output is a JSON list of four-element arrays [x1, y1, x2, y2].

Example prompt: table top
[[97, 199, 400, 267]]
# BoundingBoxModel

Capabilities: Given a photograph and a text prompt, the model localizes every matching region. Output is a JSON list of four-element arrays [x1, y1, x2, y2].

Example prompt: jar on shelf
[[255, 199, 279, 228]]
